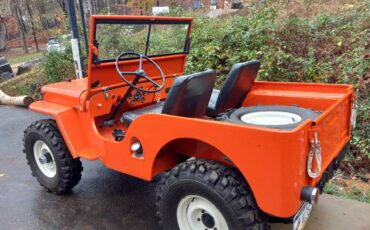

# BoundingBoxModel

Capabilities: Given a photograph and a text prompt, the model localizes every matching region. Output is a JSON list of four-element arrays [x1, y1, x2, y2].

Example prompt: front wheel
[[23, 119, 83, 194], [156, 159, 267, 230]]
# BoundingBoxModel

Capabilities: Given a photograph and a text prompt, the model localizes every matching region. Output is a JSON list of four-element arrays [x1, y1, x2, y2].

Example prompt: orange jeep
[[23, 16, 356, 230]]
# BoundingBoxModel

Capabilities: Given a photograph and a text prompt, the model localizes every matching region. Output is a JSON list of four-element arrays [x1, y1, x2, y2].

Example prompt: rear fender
[[29, 101, 89, 159], [151, 138, 234, 176]]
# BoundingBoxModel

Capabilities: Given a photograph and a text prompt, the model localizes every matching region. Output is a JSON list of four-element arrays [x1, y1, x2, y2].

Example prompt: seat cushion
[[206, 60, 260, 117], [162, 70, 216, 117], [121, 101, 164, 127], [121, 69, 216, 127]]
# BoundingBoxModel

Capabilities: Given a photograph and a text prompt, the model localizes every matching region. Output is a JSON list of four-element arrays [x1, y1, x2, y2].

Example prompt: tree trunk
[[13, 4, 28, 54], [87, 0, 94, 14], [25, 0, 39, 52], [0, 90, 33, 107], [0, 22, 6, 51], [107, 0, 110, 15], [56, 0, 67, 15], [74, 0, 81, 18]]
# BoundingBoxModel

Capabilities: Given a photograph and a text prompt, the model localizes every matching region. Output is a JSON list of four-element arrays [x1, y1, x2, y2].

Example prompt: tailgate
[[307, 88, 354, 186]]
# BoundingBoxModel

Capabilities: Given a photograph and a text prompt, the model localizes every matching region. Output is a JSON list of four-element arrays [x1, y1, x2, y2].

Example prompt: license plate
[[293, 202, 312, 230]]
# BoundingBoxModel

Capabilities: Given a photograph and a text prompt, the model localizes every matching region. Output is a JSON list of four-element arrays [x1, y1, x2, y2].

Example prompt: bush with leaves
[[184, 3, 369, 174], [42, 45, 76, 83]]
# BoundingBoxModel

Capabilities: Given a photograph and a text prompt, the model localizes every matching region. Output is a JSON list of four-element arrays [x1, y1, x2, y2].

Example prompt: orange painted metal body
[[29, 16, 355, 218]]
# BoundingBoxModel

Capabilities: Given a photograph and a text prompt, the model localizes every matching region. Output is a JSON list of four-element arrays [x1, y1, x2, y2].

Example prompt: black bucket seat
[[121, 69, 216, 127], [206, 60, 260, 117]]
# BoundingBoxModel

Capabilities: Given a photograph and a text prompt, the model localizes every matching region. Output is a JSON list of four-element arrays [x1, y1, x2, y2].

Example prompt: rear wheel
[[23, 119, 83, 194], [156, 159, 267, 230]]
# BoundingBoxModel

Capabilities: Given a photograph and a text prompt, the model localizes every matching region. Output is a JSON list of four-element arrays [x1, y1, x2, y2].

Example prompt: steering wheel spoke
[[120, 71, 138, 76], [138, 54, 143, 70], [142, 75, 161, 88], [115, 52, 166, 93]]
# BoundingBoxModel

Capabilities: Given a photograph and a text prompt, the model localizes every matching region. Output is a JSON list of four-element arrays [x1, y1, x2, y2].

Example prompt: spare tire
[[225, 105, 320, 130]]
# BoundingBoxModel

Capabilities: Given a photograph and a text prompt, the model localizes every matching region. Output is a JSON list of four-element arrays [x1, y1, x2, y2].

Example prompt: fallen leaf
[[343, 4, 354, 9]]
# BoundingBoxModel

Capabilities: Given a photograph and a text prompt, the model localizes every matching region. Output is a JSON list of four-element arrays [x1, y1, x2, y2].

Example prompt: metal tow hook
[[307, 132, 322, 178]]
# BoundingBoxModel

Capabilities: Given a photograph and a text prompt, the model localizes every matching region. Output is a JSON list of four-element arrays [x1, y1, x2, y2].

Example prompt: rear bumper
[[270, 141, 350, 224], [316, 141, 350, 193]]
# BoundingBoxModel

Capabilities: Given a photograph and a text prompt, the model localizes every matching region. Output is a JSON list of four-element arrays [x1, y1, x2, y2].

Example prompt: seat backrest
[[213, 60, 260, 115], [162, 70, 216, 117]]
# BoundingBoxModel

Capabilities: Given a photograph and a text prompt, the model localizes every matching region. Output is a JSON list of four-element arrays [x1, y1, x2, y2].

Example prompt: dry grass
[[325, 172, 370, 203], [0, 68, 45, 100]]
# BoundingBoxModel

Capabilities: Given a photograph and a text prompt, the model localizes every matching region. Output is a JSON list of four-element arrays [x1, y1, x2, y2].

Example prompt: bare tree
[[0, 0, 11, 50], [127, 0, 156, 14], [0, 20, 6, 51], [55, 0, 67, 15], [12, 0, 29, 54], [24, 0, 39, 52], [87, 0, 95, 15], [0, 0, 11, 19]]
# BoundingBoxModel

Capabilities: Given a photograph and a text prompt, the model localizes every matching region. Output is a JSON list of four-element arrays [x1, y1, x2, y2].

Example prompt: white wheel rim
[[33, 140, 56, 178], [240, 111, 302, 126], [177, 195, 229, 230]]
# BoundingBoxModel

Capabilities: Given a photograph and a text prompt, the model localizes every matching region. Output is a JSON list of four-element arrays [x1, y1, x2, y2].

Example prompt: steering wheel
[[115, 52, 166, 93]]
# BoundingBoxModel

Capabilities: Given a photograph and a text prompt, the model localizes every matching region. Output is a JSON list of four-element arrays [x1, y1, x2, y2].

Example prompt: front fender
[[29, 101, 91, 159]]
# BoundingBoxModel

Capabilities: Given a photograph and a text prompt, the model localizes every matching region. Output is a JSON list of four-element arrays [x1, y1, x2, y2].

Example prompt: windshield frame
[[93, 18, 192, 63]]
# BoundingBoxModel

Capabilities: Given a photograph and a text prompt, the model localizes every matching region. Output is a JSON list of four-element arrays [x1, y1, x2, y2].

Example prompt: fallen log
[[0, 90, 33, 107]]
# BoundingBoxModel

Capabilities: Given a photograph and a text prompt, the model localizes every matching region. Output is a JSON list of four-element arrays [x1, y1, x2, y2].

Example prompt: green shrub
[[185, 3, 369, 170], [42, 45, 75, 83], [186, 7, 277, 87]]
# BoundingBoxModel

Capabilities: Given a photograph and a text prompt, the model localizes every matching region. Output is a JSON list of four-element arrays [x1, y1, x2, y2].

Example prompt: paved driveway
[[0, 106, 369, 230]]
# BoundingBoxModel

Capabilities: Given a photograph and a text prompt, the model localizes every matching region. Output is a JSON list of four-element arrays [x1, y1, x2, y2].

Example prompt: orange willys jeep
[[23, 16, 356, 230]]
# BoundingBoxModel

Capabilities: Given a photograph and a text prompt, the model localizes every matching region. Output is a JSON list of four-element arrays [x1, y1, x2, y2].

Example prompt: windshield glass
[[147, 24, 189, 56], [95, 20, 190, 61]]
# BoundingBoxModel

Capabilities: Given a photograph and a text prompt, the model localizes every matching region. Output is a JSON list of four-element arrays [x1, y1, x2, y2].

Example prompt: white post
[[71, 38, 83, 78]]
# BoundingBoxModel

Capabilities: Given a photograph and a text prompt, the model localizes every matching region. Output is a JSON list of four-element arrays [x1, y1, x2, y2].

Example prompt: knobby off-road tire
[[23, 119, 83, 194], [156, 159, 268, 230]]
